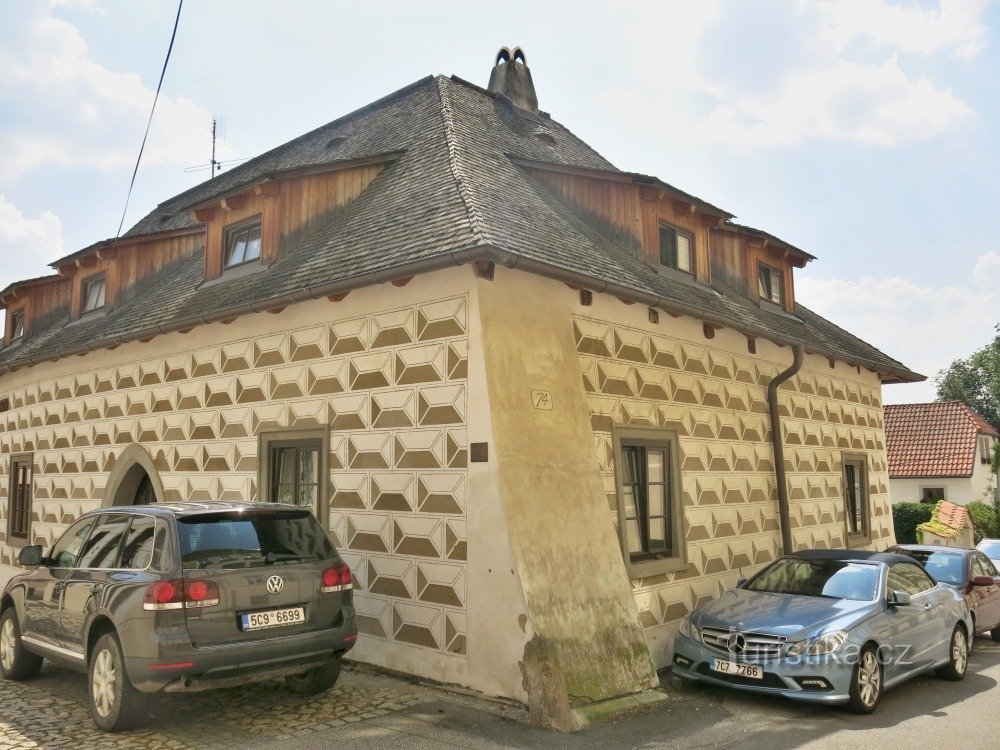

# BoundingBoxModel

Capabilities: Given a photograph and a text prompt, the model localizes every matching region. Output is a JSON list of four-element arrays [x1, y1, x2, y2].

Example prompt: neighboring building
[[916, 501, 975, 548], [885, 401, 999, 505], [0, 49, 921, 727]]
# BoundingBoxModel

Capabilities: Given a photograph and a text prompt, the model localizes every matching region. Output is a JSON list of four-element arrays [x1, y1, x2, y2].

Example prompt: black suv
[[0, 502, 357, 731]]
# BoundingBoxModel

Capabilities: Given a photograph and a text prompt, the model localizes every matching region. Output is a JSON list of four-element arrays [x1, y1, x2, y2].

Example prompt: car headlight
[[678, 615, 700, 642], [807, 630, 849, 656], [786, 640, 808, 657], [678, 615, 692, 638]]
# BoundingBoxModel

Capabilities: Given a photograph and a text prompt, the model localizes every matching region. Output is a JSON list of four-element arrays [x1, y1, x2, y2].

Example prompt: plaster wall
[[890, 468, 998, 505], [568, 284, 895, 669], [0, 266, 528, 701]]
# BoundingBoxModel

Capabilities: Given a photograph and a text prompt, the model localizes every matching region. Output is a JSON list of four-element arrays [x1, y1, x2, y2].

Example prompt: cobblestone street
[[0, 662, 426, 749]]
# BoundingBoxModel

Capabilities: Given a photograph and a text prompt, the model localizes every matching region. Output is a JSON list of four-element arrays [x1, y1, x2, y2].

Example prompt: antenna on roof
[[184, 118, 247, 179]]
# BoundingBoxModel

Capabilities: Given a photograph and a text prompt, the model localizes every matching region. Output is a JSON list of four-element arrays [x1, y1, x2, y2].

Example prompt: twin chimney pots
[[487, 45, 538, 115]]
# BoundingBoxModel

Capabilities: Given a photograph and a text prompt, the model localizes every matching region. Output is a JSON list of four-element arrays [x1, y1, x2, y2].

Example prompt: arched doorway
[[103, 444, 165, 507]]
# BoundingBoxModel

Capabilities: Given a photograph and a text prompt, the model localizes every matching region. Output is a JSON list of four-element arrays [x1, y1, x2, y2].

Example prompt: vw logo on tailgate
[[266, 575, 284, 594], [727, 632, 747, 655]]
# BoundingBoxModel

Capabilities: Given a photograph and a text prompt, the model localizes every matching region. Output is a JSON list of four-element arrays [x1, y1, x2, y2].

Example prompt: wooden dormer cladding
[[1, 275, 71, 346], [197, 161, 387, 281], [708, 228, 803, 314], [57, 231, 204, 320], [524, 165, 718, 284]]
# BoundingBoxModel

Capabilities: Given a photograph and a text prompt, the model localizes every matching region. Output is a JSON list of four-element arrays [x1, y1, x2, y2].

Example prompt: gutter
[[767, 344, 805, 555], [0, 246, 919, 383]]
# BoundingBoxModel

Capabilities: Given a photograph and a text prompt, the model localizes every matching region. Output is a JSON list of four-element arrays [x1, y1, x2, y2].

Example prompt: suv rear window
[[177, 510, 336, 570]]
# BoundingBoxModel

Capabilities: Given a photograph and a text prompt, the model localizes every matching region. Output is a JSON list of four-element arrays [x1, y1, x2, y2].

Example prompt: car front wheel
[[936, 625, 969, 681], [847, 644, 882, 714], [0, 608, 43, 681], [88, 632, 147, 732]]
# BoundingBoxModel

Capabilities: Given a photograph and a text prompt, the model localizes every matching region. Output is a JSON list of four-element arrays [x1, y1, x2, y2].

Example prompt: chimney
[[487, 46, 538, 115]]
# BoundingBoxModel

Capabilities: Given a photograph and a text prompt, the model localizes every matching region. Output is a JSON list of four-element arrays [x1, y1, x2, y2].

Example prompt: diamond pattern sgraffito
[[574, 315, 892, 658], [0, 296, 469, 659]]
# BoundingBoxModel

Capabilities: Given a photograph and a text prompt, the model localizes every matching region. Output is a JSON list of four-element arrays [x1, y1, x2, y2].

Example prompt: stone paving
[[0, 662, 425, 749]]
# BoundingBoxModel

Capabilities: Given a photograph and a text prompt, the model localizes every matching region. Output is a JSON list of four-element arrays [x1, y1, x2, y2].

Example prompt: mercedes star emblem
[[266, 575, 284, 594], [727, 632, 747, 655]]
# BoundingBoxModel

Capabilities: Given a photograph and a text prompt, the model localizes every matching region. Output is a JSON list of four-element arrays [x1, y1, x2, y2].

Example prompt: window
[[49, 518, 96, 569], [843, 455, 870, 545], [613, 426, 686, 576], [758, 264, 784, 305], [921, 486, 945, 503], [973, 553, 998, 578], [747, 558, 878, 601], [224, 217, 262, 269], [259, 429, 329, 524], [76, 513, 129, 569], [980, 435, 993, 465], [658, 223, 694, 274], [886, 562, 935, 596], [120, 515, 160, 570], [270, 442, 321, 512], [81, 274, 106, 313], [8, 309, 24, 342], [7, 455, 33, 542]]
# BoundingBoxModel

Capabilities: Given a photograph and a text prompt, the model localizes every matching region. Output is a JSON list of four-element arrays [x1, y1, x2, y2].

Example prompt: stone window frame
[[7, 452, 34, 548], [611, 424, 687, 577], [258, 427, 330, 528], [842, 452, 872, 548]]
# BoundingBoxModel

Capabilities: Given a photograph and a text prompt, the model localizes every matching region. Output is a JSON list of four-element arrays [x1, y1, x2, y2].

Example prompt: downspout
[[767, 343, 805, 555]]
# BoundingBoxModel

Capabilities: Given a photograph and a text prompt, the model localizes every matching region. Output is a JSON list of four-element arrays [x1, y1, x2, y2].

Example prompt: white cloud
[[797, 252, 1000, 403], [0, 3, 227, 183], [819, 0, 993, 59], [605, 0, 985, 147]]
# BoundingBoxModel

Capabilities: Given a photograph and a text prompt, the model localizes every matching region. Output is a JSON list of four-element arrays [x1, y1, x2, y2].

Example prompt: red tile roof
[[884, 401, 999, 478]]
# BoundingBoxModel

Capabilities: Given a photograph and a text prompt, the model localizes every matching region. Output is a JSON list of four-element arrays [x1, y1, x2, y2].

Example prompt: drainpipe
[[767, 343, 805, 555]]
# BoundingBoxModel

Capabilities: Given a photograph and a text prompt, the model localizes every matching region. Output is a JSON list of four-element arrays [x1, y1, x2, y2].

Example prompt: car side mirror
[[17, 545, 43, 567], [890, 590, 911, 606], [971, 575, 995, 587], [736, 578, 747, 588]]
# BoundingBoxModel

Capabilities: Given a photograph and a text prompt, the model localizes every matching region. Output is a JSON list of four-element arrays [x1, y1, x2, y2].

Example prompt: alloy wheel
[[953, 630, 968, 675], [91, 648, 117, 718], [0, 618, 14, 672], [858, 650, 881, 707]]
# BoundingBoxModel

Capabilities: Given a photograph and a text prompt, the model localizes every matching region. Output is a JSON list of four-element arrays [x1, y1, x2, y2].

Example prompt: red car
[[890, 544, 1000, 641]]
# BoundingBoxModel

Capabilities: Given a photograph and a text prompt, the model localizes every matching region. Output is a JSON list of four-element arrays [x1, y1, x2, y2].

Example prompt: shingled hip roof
[[885, 401, 999, 478], [0, 75, 922, 384]]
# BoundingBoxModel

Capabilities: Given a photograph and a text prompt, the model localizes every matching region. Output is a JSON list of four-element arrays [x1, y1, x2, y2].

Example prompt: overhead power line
[[114, 0, 184, 240]]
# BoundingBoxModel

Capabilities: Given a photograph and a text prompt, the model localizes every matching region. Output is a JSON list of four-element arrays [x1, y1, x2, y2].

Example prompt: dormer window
[[82, 274, 107, 313], [9, 309, 24, 341], [224, 217, 262, 269], [758, 263, 784, 305], [659, 223, 693, 274]]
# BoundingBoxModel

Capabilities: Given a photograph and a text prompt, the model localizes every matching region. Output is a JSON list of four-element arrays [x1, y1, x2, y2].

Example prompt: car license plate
[[240, 606, 305, 631], [710, 658, 763, 680]]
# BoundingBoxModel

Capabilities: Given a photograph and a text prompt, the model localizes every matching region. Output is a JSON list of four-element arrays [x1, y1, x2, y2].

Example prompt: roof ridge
[[435, 76, 487, 244]]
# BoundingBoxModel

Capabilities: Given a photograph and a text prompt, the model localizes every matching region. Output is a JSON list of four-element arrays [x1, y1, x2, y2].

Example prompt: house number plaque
[[531, 389, 552, 410]]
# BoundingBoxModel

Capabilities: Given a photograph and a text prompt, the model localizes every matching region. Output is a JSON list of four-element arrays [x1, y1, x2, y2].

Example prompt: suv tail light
[[143, 579, 220, 610], [321, 563, 352, 593]]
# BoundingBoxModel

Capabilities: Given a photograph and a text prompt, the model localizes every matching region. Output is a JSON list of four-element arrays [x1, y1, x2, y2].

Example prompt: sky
[[0, 0, 998, 404]]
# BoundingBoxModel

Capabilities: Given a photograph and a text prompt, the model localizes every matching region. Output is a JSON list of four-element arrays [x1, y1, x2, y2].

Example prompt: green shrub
[[892, 502, 934, 544], [968, 501, 1000, 543]]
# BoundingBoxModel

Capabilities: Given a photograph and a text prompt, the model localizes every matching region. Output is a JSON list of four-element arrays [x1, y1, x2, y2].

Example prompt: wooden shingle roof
[[0, 75, 923, 383]]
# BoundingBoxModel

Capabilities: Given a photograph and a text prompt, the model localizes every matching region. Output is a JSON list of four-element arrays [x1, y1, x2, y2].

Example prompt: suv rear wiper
[[263, 552, 316, 565]]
